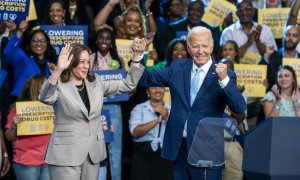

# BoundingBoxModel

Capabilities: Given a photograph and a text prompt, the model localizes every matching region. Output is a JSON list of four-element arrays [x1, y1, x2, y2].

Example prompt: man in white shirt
[[220, 0, 277, 58]]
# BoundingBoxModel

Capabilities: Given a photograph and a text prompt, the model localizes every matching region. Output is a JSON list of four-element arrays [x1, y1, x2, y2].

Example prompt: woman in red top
[[5, 75, 51, 180]]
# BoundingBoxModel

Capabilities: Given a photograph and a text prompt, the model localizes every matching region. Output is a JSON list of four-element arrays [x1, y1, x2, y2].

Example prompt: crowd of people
[[0, 0, 300, 180]]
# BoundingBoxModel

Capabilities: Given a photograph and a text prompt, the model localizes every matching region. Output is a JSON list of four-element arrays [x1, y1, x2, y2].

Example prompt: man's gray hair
[[186, 26, 214, 45]]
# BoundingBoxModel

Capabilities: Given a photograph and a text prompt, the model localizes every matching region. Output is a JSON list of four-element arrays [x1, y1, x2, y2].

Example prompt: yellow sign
[[235, 64, 267, 97], [16, 101, 55, 136], [240, 51, 261, 64], [201, 0, 237, 27], [116, 39, 153, 71], [283, 58, 300, 83], [28, 0, 37, 21], [163, 87, 171, 105], [258, 8, 300, 39]]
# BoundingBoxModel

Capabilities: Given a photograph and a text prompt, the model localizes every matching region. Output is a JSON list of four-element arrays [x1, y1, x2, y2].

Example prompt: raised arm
[[286, 0, 300, 26], [39, 45, 73, 104], [93, 0, 119, 31], [144, 0, 157, 33], [102, 38, 146, 96]]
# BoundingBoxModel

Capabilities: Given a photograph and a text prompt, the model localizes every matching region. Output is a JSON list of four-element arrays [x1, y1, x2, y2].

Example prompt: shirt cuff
[[218, 75, 229, 89]]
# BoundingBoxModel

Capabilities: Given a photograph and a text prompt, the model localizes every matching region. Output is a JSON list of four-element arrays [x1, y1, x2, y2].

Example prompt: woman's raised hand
[[57, 44, 73, 71], [17, 20, 28, 38], [271, 84, 281, 100], [292, 86, 300, 105]]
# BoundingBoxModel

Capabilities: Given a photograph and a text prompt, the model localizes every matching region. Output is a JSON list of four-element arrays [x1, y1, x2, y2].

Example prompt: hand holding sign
[[13, 113, 23, 125]]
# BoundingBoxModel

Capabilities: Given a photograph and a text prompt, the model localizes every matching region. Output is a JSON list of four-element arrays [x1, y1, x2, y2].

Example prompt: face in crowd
[[172, 42, 187, 59], [49, 1, 66, 25], [283, 26, 300, 51], [124, 8, 142, 38], [277, 66, 297, 92], [187, 1, 204, 26], [30, 32, 48, 58], [221, 41, 238, 63], [168, 0, 183, 18], [147, 87, 166, 102], [96, 29, 113, 55], [236, 1, 254, 25]]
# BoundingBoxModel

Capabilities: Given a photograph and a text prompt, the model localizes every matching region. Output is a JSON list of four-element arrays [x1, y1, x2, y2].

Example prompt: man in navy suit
[[138, 26, 246, 180]]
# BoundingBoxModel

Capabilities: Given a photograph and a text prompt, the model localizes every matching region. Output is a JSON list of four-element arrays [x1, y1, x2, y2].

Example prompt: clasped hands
[[131, 37, 147, 62]]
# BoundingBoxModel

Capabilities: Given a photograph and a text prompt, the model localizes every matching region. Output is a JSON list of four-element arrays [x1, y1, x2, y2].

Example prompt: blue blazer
[[138, 59, 246, 161], [4, 33, 51, 97]]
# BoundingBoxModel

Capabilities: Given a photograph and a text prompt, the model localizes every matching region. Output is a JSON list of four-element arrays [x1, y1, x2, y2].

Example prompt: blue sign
[[94, 69, 129, 102], [176, 31, 188, 40], [0, 0, 30, 24], [101, 109, 113, 143], [40, 25, 88, 55], [0, 70, 7, 89]]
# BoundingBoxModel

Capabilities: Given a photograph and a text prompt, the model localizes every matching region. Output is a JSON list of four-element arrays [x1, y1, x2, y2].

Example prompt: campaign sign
[[101, 109, 113, 143], [40, 25, 88, 55], [0, 0, 30, 24], [0, 70, 7, 89], [234, 64, 267, 97], [16, 101, 55, 136], [94, 69, 129, 102]]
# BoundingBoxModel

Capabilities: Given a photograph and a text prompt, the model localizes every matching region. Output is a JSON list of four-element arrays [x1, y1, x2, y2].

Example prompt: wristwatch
[[273, 105, 280, 110], [3, 152, 8, 158]]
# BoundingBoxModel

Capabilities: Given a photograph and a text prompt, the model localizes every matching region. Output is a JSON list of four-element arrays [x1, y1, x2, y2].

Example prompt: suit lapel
[[183, 60, 193, 108], [64, 81, 89, 119], [84, 79, 96, 118]]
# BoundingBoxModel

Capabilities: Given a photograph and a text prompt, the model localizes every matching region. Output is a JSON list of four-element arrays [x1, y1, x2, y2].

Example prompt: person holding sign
[[138, 26, 246, 180], [90, 27, 124, 180], [5, 75, 50, 180], [3, 20, 57, 102], [129, 86, 173, 180], [262, 65, 300, 118], [38, 40, 145, 180]]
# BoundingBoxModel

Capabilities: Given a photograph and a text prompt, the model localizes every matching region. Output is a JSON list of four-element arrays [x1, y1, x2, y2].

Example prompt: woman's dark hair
[[92, 27, 123, 69], [218, 40, 240, 64], [277, 65, 298, 93], [165, 38, 189, 66], [17, 75, 46, 101], [60, 44, 95, 82], [21, 29, 57, 64], [62, 0, 92, 25], [41, 0, 69, 25]]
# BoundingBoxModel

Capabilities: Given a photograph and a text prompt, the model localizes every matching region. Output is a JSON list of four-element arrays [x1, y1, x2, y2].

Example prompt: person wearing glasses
[[220, 0, 277, 58], [3, 20, 57, 103]]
